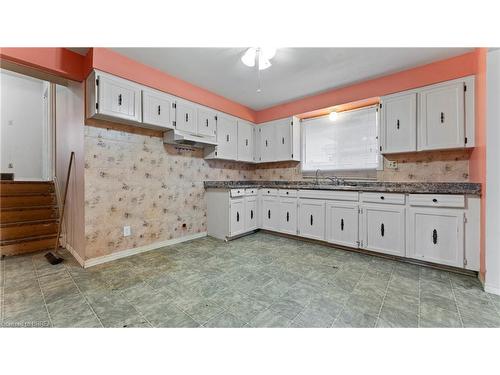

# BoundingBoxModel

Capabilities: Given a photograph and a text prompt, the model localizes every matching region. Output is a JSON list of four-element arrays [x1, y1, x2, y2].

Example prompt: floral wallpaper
[[84, 125, 470, 259]]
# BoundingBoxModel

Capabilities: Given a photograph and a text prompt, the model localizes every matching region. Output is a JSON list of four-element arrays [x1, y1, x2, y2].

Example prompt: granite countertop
[[204, 180, 481, 196]]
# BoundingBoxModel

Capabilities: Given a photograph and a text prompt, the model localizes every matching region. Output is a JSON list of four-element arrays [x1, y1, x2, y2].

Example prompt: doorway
[[0, 69, 54, 181]]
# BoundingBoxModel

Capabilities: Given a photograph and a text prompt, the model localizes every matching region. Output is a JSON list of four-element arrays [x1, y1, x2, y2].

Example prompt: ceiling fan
[[241, 47, 277, 93]]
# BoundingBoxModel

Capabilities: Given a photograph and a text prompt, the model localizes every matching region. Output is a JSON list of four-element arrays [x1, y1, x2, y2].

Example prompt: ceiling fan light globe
[[241, 48, 257, 67]]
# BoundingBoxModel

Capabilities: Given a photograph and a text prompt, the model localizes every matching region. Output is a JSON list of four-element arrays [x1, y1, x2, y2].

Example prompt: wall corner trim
[[484, 283, 500, 296], [64, 242, 85, 268], [83, 232, 208, 268]]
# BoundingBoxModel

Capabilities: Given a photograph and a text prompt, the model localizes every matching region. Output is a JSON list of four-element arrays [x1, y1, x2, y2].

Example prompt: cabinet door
[[142, 90, 175, 129], [259, 124, 275, 162], [230, 198, 245, 237], [278, 197, 297, 235], [244, 197, 257, 231], [197, 108, 217, 138], [215, 116, 238, 160], [325, 201, 359, 248], [254, 126, 261, 162], [419, 82, 465, 151], [408, 207, 464, 267], [237, 121, 254, 162], [360, 204, 405, 257], [175, 100, 197, 134], [298, 199, 325, 240], [275, 119, 292, 161], [261, 196, 279, 231], [98, 75, 141, 122], [382, 93, 417, 153]]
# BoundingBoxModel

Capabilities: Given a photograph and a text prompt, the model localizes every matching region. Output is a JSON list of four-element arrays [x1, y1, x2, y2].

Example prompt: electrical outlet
[[386, 160, 398, 169], [123, 226, 131, 237]]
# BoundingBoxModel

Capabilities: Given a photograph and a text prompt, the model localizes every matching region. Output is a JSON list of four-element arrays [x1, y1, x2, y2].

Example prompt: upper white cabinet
[[197, 107, 217, 138], [418, 81, 465, 151], [237, 120, 254, 162], [381, 93, 417, 153], [86, 70, 142, 124], [380, 76, 475, 154], [258, 123, 275, 162], [213, 115, 238, 160], [142, 88, 176, 130], [256, 116, 300, 163], [174, 99, 198, 134]]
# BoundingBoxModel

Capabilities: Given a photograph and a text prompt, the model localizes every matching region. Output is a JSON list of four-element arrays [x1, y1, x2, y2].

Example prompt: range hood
[[163, 129, 218, 148]]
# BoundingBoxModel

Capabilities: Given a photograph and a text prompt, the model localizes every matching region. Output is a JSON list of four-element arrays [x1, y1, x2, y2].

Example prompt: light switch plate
[[386, 160, 398, 169], [123, 226, 131, 237]]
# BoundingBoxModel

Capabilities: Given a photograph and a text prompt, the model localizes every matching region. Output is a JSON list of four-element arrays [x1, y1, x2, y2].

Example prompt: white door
[[408, 207, 464, 267], [197, 108, 217, 138], [325, 201, 359, 248], [142, 90, 175, 129], [261, 196, 279, 231], [230, 198, 245, 237], [382, 93, 417, 153], [278, 197, 297, 235], [98, 75, 141, 122], [215, 115, 238, 160], [259, 124, 275, 162], [175, 100, 197, 134], [298, 199, 325, 240], [244, 197, 258, 231], [237, 121, 254, 162], [274, 119, 292, 161], [418, 82, 465, 150], [360, 204, 405, 256]]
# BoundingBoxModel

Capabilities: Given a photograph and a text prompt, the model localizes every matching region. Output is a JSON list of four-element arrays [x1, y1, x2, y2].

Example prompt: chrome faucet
[[315, 169, 344, 185]]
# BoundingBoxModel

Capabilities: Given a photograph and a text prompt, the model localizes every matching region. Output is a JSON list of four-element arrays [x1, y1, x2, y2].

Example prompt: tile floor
[[1, 232, 500, 328]]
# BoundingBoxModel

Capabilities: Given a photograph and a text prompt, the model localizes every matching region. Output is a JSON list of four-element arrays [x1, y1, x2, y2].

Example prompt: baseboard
[[64, 242, 85, 267], [83, 232, 208, 268], [484, 283, 500, 296]]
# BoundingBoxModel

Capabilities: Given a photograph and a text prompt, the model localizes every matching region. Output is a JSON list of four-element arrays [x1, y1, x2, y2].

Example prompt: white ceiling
[[109, 48, 472, 110]]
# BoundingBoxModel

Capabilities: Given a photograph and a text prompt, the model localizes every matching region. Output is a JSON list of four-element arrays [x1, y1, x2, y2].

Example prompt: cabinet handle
[[432, 229, 438, 244], [380, 223, 385, 237], [440, 112, 445, 123], [265, 140, 268, 147], [185, 113, 189, 122], [245, 139, 248, 146], [310, 215, 313, 226], [118, 94, 122, 106], [250, 210, 254, 219], [380, 196, 385, 200], [206, 119, 209, 127], [226, 134, 230, 142], [268, 209, 271, 219], [396, 119, 400, 129], [286, 212, 290, 222], [341, 218, 344, 231], [237, 212, 240, 222], [432, 198, 438, 203], [158, 105, 161, 115], [282, 137, 285, 144]]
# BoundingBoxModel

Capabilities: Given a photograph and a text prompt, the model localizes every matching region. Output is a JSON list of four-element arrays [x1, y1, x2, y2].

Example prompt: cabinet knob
[[380, 223, 385, 237], [268, 209, 271, 219], [206, 119, 209, 127], [158, 105, 161, 115], [310, 215, 313, 226], [282, 137, 285, 144], [396, 119, 400, 129], [432, 229, 438, 244], [236, 212, 240, 222], [380, 196, 385, 200], [226, 134, 229, 142], [286, 212, 290, 222], [185, 113, 189, 122], [432, 198, 438, 203], [245, 139, 248, 146], [440, 112, 445, 123], [250, 210, 254, 219], [118, 94, 122, 106], [341, 218, 344, 231]]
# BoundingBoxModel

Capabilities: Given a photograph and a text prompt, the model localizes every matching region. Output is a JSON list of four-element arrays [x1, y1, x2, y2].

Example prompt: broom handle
[[54, 151, 75, 253]]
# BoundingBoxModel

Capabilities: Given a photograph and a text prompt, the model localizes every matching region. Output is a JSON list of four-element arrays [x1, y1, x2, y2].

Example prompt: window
[[301, 106, 380, 173]]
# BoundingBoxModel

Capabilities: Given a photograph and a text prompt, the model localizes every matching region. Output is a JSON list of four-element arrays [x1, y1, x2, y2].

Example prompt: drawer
[[245, 188, 258, 196], [360, 192, 405, 205], [279, 189, 297, 197], [260, 188, 278, 196], [408, 194, 465, 208], [298, 190, 359, 201], [230, 188, 245, 197]]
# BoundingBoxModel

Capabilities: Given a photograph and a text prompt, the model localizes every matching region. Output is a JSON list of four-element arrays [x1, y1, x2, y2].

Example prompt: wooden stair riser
[[0, 182, 54, 196], [0, 207, 58, 223], [0, 194, 56, 208], [1, 221, 58, 241], [0, 235, 56, 256]]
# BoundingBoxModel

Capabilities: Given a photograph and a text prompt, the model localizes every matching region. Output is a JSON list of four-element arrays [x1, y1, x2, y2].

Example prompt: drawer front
[[260, 188, 278, 196], [279, 189, 297, 197], [230, 188, 245, 197], [361, 192, 405, 205], [298, 190, 359, 201], [408, 194, 465, 208], [245, 188, 258, 196]]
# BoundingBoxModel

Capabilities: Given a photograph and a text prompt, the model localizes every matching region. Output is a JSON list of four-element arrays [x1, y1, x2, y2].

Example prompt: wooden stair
[[0, 181, 59, 257]]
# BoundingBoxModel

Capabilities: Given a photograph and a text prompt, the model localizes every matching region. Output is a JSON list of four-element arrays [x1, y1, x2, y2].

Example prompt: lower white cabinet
[[261, 195, 279, 231], [229, 198, 245, 236], [244, 196, 258, 231], [408, 207, 464, 267], [360, 204, 406, 257], [325, 201, 359, 248], [298, 199, 325, 240], [278, 197, 298, 235]]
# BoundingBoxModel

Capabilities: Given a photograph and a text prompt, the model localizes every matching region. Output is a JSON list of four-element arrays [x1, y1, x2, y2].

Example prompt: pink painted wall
[[256, 51, 479, 123], [469, 48, 487, 280], [0, 48, 85, 81], [88, 48, 257, 123]]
